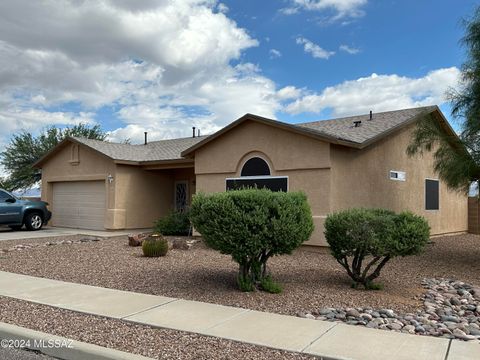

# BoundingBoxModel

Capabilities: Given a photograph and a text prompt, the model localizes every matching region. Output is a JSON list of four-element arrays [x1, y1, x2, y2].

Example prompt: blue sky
[[0, 0, 477, 150]]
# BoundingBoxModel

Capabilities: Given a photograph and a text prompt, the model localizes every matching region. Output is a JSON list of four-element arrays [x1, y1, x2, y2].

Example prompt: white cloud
[[217, 3, 229, 13], [286, 67, 461, 116], [269, 49, 282, 59], [296, 37, 335, 59], [0, 107, 95, 135], [339, 44, 360, 54], [0, 0, 285, 147], [277, 86, 303, 100], [281, 0, 367, 21]]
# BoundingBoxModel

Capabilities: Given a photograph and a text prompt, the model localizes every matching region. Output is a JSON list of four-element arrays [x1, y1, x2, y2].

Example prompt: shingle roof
[[181, 105, 440, 156], [69, 106, 437, 163], [296, 106, 437, 144], [72, 135, 207, 162]]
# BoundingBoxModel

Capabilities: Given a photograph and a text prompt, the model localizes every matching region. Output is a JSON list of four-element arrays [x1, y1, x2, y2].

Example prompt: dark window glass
[[241, 157, 270, 176], [226, 177, 287, 192], [425, 179, 439, 210], [0, 191, 11, 202]]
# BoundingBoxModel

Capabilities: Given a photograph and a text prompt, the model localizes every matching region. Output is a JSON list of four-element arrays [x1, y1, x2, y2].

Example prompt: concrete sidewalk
[[0, 226, 149, 241], [0, 271, 478, 360]]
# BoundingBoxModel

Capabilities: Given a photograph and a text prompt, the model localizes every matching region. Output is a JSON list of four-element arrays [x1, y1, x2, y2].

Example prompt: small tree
[[325, 208, 430, 289], [189, 189, 314, 292]]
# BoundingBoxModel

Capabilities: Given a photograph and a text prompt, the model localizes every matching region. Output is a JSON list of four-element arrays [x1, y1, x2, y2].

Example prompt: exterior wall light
[[107, 174, 114, 184]]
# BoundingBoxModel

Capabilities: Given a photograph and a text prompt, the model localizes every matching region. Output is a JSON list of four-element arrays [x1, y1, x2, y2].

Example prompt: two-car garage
[[51, 181, 106, 230]]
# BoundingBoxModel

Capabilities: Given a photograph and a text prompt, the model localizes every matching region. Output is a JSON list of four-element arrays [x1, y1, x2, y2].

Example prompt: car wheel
[[8, 225, 22, 231], [25, 212, 43, 231]]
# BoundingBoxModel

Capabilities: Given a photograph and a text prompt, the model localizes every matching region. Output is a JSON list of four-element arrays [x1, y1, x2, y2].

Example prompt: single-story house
[[34, 105, 468, 246]]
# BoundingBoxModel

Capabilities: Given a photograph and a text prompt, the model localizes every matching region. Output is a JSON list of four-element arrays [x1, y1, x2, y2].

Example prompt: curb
[[0, 322, 154, 360]]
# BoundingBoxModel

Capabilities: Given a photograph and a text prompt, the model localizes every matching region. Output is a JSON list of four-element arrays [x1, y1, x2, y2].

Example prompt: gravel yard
[[0, 297, 314, 360], [0, 233, 478, 316]]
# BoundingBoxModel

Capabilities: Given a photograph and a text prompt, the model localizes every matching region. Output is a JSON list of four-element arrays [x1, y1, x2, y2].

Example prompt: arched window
[[241, 157, 270, 177]]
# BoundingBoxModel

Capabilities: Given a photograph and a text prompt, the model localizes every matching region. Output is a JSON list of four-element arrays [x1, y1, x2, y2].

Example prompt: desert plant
[[154, 210, 191, 236], [324, 208, 430, 289], [142, 234, 169, 257], [189, 188, 314, 292]]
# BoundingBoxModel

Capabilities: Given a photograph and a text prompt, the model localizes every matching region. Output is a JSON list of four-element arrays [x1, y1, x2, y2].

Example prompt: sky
[[0, 0, 477, 151]]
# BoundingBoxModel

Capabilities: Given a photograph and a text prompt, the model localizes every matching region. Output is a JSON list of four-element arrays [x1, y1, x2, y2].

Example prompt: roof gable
[[34, 135, 207, 167], [181, 106, 441, 157]]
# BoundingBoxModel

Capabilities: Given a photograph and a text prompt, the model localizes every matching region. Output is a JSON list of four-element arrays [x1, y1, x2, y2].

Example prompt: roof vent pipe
[[353, 120, 362, 127], [144, 132, 148, 145], [197, 129, 200, 137], [369, 110, 373, 120], [192, 126, 196, 138]]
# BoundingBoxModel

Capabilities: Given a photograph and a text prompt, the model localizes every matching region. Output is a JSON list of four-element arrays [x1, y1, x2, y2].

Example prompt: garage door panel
[[52, 181, 106, 230]]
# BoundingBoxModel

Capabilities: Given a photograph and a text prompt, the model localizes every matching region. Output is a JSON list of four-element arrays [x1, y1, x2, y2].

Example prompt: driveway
[[0, 226, 149, 241]]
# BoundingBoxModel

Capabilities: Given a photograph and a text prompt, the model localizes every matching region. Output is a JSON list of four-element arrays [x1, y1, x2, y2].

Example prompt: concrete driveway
[[0, 226, 148, 241]]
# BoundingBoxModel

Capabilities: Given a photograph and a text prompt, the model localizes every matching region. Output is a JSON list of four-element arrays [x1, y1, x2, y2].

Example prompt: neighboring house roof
[[34, 105, 452, 168]]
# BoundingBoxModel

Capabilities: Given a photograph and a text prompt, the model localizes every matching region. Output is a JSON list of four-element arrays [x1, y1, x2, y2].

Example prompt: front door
[[174, 181, 188, 211]]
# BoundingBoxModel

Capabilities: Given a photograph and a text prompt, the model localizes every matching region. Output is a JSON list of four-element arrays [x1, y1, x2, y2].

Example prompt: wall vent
[[389, 170, 406, 181]]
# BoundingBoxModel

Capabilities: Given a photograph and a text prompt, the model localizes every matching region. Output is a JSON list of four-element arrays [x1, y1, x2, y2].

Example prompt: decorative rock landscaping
[[298, 278, 480, 341], [0, 236, 101, 253], [128, 233, 199, 250]]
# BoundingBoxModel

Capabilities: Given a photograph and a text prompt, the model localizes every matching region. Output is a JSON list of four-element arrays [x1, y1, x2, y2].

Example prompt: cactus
[[142, 233, 168, 257]]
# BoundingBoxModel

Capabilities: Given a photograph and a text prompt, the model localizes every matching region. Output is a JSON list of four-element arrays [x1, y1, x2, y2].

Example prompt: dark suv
[[0, 189, 51, 231]]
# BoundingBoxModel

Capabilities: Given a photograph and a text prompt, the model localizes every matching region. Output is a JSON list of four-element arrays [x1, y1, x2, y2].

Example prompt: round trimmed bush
[[154, 210, 191, 236], [142, 234, 169, 257], [189, 188, 314, 292], [324, 208, 430, 289]]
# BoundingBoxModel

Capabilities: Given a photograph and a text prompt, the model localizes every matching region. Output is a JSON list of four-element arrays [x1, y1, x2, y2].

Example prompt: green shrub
[[190, 189, 314, 292], [325, 208, 430, 289], [154, 210, 191, 236], [260, 275, 283, 294], [142, 234, 169, 257]]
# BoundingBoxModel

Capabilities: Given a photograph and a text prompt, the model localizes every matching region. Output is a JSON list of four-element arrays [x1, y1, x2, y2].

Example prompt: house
[[34, 106, 468, 246]]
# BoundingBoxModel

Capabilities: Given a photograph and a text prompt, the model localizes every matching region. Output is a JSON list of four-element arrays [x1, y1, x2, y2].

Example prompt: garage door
[[52, 181, 106, 230]]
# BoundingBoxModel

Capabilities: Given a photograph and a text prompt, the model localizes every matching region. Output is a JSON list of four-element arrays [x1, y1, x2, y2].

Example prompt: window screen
[[241, 157, 270, 176], [425, 179, 439, 210], [226, 177, 288, 192]]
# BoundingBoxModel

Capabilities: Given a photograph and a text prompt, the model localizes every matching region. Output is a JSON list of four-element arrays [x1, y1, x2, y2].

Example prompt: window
[[425, 179, 439, 210], [241, 157, 270, 176], [226, 156, 288, 192], [226, 176, 288, 192], [389, 170, 406, 181], [0, 190, 12, 202]]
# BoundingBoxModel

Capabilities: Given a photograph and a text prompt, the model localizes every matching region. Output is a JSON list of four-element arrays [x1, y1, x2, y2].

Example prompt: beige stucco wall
[[193, 119, 467, 246], [330, 123, 468, 237], [40, 141, 194, 230], [113, 166, 195, 229], [40, 142, 116, 228], [194, 120, 332, 246], [113, 166, 172, 229]]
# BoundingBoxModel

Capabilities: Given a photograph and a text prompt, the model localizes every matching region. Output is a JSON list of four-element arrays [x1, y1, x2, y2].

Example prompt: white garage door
[[52, 181, 106, 230]]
